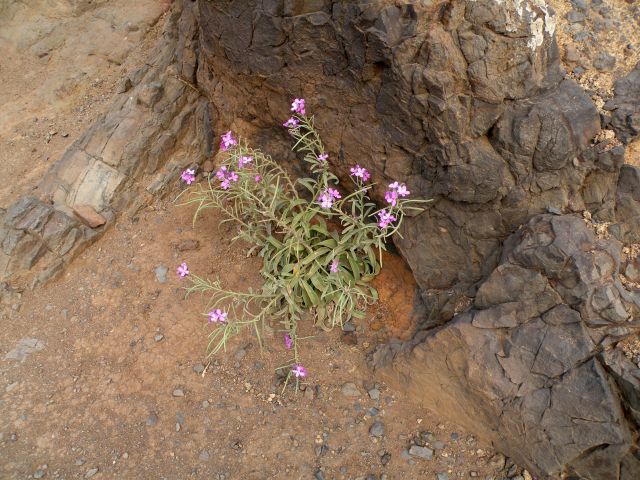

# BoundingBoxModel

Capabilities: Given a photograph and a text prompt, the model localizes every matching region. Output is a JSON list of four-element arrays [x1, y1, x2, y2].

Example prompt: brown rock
[[202, 160, 214, 173], [177, 239, 200, 252], [73, 204, 106, 228], [564, 44, 581, 63]]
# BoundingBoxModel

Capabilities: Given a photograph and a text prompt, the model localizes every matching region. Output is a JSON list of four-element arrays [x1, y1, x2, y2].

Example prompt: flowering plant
[[177, 99, 428, 387]]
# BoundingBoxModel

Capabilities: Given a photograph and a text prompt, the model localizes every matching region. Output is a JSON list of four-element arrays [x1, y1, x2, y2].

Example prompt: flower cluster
[[238, 155, 253, 169], [216, 166, 239, 190], [318, 188, 341, 209], [181, 168, 196, 185], [220, 131, 237, 151], [291, 98, 305, 116], [384, 182, 410, 207], [350, 164, 370, 182], [208, 308, 228, 324], [329, 259, 340, 273], [377, 210, 397, 229]]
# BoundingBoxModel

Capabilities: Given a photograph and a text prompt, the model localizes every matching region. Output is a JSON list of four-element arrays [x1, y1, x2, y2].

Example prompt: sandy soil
[[0, 197, 516, 480], [0, 0, 170, 210]]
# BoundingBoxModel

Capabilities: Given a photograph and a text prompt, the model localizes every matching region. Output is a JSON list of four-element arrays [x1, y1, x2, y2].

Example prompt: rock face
[[195, 0, 610, 318], [0, 0, 212, 288], [607, 61, 640, 144], [378, 214, 640, 479]]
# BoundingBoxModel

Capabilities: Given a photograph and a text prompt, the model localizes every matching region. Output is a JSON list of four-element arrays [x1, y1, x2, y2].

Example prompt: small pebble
[[193, 363, 205, 374], [368, 388, 380, 401], [173, 388, 185, 397], [154, 265, 168, 283], [85, 468, 99, 479], [154, 334, 164, 342], [408, 445, 433, 460], [369, 421, 385, 438], [34, 470, 45, 479], [437, 474, 449, 480], [146, 412, 158, 426], [341, 382, 360, 397], [199, 450, 210, 461]]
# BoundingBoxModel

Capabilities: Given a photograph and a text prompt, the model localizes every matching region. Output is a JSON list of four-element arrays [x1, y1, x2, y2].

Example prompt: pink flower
[[388, 181, 410, 197], [384, 190, 399, 207], [181, 168, 196, 184], [330, 259, 340, 273], [350, 165, 370, 182], [220, 130, 237, 151], [255, 175, 262, 182], [215, 166, 227, 180], [228, 171, 239, 182], [377, 210, 397, 229], [291, 98, 306, 116], [238, 156, 253, 168], [292, 364, 307, 378], [220, 178, 231, 190], [208, 308, 228, 324], [176, 262, 189, 278], [318, 153, 328, 162], [326, 188, 341, 199], [283, 117, 299, 128], [318, 192, 334, 209], [284, 333, 293, 350]]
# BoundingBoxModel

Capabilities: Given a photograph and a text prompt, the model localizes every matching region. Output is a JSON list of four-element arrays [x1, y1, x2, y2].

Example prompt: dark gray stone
[[609, 62, 640, 144]]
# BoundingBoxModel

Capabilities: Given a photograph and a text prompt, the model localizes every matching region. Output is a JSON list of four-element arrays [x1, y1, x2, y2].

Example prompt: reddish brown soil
[[0, 199, 512, 479]]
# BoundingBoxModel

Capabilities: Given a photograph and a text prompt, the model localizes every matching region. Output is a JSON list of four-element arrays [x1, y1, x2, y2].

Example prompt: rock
[[368, 407, 379, 417], [436, 474, 449, 480], [341, 382, 360, 397], [172, 388, 184, 397], [199, 450, 210, 461], [609, 62, 640, 144], [75, 459, 86, 466], [342, 321, 356, 332], [368, 388, 380, 401], [85, 468, 98, 478], [116, 77, 133, 94], [34, 470, 45, 478], [304, 386, 315, 400], [369, 421, 384, 438], [593, 52, 616, 71], [154, 265, 168, 283], [177, 239, 200, 251], [72, 204, 106, 228], [379, 214, 640, 479], [433, 440, 445, 450], [4, 338, 45, 362], [202, 160, 214, 173], [566, 10, 586, 23], [380, 452, 391, 466], [408, 445, 433, 460], [154, 333, 164, 342], [193, 363, 205, 374], [314, 471, 326, 480], [563, 44, 581, 63], [145, 412, 158, 426]]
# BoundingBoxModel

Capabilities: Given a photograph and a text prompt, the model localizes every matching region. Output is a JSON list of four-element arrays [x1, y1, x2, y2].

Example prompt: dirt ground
[[0, 0, 170, 210], [0, 198, 519, 480]]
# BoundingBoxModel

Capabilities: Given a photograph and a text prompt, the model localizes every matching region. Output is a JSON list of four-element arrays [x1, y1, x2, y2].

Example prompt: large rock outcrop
[[194, 0, 615, 320], [606, 61, 640, 145], [378, 214, 640, 479]]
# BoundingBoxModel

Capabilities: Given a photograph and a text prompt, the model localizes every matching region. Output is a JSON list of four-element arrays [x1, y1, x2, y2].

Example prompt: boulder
[[378, 214, 640, 479], [607, 62, 640, 144]]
